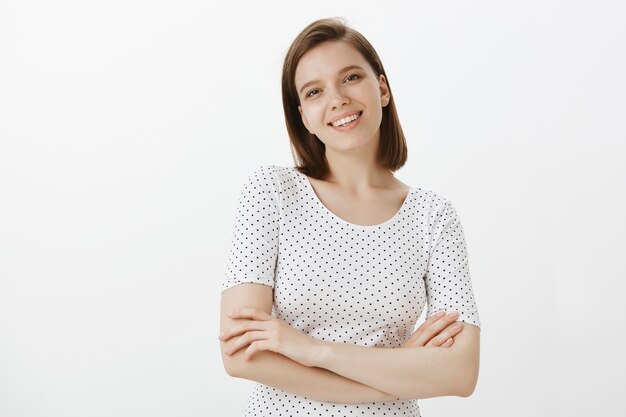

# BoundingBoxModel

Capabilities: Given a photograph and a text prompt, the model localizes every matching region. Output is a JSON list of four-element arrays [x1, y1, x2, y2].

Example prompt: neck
[[323, 136, 394, 194]]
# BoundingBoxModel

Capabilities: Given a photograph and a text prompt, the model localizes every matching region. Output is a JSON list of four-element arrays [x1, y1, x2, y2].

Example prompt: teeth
[[331, 113, 359, 127]]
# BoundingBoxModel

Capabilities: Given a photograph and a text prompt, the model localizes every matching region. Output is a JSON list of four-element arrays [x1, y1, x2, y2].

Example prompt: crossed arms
[[219, 283, 480, 403]]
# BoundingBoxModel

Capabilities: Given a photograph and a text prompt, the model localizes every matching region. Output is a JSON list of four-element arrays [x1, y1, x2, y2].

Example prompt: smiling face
[[295, 40, 390, 153]]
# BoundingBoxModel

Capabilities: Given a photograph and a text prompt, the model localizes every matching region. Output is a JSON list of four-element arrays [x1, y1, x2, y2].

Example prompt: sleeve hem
[[221, 275, 275, 292]]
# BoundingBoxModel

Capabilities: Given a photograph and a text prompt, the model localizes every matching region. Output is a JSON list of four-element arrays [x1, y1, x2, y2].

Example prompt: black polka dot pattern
[[223, 164, 481, 416]]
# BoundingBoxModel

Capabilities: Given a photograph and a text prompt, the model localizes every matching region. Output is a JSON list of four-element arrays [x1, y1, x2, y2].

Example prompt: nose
[[329, 90, 349, 110]]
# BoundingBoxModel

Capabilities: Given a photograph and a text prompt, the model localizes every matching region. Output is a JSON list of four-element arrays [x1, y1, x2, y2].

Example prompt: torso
[[306, 176, 412, 227]]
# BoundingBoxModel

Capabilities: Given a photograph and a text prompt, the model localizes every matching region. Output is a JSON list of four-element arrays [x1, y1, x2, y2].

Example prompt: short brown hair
[[282, 17, 408, 180]]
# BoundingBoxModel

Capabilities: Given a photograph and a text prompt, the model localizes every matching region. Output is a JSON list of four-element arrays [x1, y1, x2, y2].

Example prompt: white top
[[222, 164, 481, 417]]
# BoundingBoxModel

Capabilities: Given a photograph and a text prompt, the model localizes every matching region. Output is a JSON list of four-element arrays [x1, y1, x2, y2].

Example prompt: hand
[[402, 311, 464, 349], [219, 308, 320, 366]]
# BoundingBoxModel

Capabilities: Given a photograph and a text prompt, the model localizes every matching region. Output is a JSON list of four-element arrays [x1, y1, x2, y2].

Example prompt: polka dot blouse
[[222, 164, 481, 417]]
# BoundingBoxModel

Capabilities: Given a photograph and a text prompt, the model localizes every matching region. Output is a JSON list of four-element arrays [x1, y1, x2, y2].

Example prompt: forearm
[[314, 325, 480, 400], [225, 348, 400, 403]]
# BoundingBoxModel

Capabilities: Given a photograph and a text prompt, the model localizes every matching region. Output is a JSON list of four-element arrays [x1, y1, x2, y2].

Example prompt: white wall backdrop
[[1, 0, 625, 416]]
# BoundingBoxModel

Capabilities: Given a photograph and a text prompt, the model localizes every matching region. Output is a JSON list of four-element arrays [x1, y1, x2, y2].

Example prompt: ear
[[298, 105, 313, 134], [378, 74, 390, 108]]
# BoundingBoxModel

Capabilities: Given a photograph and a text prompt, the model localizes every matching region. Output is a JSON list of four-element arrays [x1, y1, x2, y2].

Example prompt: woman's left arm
[[313, 322, 480, 400]]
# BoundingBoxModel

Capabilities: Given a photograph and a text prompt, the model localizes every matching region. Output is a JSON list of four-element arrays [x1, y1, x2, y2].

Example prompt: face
[[295, 40, 390, 153]]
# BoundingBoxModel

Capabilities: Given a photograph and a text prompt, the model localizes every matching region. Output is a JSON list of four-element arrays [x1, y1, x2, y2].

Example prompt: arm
[[219, 283, 399, 403], [225, 348, 401, 403], [314, 322, 481, 399]]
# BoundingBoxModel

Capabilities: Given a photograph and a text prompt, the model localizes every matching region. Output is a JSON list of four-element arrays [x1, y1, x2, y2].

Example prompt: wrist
[[310, 338, 333, 368]]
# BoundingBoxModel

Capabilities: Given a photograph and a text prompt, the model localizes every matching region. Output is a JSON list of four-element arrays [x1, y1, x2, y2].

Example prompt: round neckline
[[293, 168, 413, 230]]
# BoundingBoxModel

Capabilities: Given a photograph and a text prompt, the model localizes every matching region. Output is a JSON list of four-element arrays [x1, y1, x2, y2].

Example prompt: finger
[[221, 321, 267, 341], [427, 311, 447, 323], [228, 308, 272, 321], [409, 311, 447, 344], [425, 322, 464, 347], [406, 312, 461, 348], [244, 340, 269, 361], [443, 337, 454, 347], [225, 331, 266, 355], [418, 311, 447, 332], [418, 311, 457, 334], [423, 320, 462, 347], [413, 312, 460, 346]]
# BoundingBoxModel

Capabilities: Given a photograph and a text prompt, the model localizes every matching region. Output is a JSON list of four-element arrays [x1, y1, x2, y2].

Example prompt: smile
[[328, 111, 362, 127]]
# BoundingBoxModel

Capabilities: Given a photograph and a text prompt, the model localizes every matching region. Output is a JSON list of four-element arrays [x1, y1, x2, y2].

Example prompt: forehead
[[294, 40, 373, 87]]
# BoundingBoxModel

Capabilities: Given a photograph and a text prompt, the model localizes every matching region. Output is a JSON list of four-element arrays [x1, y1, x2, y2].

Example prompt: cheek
[[302, 103, 325, 126], [365, 88, 382, 105], [364, 98, 384, 128]]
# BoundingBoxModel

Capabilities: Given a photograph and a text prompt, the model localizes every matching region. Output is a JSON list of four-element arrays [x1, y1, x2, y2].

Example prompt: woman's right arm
[[220, 283, 399, 403], [226, 346, 400, 403]]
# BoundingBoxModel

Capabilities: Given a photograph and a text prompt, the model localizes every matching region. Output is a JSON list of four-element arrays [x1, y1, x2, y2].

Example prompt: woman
[[219, 17, 481, 417]]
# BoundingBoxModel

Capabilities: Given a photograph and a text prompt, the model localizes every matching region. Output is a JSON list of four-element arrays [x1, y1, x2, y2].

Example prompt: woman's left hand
[[219, 308, 321, 367]]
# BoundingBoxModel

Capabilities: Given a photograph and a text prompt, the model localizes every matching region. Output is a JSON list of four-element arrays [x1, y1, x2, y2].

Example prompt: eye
[[345, 73, 360, 82], [306, 89, 320, 98]]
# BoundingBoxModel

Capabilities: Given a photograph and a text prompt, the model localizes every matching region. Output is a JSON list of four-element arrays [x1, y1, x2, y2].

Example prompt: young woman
[[219, 17, 481, 417]]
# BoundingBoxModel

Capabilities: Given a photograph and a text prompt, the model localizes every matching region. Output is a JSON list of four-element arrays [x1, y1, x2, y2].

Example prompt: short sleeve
[[424, 199, 481, 328], [221, 165, 280, 292]]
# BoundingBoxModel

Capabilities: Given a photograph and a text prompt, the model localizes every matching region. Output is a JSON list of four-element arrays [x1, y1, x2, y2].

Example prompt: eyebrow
[[298, 65, 365, 95]]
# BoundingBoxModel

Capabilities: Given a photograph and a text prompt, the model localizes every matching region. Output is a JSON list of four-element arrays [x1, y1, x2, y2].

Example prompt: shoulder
[[408, 187, 467, 233], [410, 186, 452, 214], [238, 165, 297, 211], [242, 165, 279, 189], [245, 164, 294, 183], [245, 164, 278, 180]]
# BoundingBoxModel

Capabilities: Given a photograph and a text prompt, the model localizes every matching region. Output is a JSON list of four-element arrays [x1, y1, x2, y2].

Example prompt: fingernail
[[449, 312, 460, 317], [218, 332, 224, 340], [227, 312, 233, 317]]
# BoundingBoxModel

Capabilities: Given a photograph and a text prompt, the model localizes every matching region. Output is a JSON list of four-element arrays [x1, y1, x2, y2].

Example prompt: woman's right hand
[[402, 311, 464, 348]]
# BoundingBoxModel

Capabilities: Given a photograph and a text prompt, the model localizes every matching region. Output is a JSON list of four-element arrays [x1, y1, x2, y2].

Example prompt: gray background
[[1, 0, 624, 416]]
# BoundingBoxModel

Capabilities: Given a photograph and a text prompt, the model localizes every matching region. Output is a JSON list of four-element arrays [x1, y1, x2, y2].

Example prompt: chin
[[330, 139, 372, 153]]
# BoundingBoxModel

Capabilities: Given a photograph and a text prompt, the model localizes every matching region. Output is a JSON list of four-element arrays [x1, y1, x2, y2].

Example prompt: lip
[[328, 111, 362, 132], [327, 110, 362, 126]]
